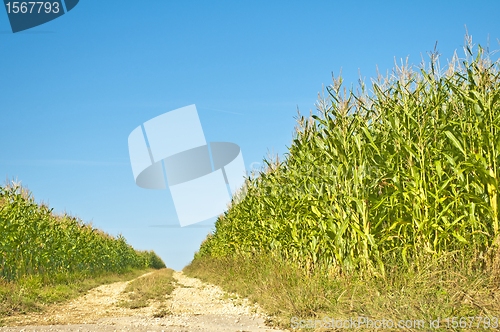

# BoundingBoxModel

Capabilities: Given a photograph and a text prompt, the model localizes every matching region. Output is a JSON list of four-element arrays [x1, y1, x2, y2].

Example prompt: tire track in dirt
[[0, 271, 289, 332]]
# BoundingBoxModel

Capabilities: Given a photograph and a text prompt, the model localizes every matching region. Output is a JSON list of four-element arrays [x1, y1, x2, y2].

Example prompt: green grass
[[119, 268, 176, 309], [184, 249, 500, 331]]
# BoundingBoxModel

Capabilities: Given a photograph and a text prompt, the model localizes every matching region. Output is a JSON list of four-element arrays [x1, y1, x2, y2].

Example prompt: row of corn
[[0, 183, 165, 281], [198, 41, 500, 276]]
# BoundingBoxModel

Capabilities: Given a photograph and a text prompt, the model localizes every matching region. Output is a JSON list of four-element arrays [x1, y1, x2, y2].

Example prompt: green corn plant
[[0, 182, 164, 281], [196, 37, 500, 277]]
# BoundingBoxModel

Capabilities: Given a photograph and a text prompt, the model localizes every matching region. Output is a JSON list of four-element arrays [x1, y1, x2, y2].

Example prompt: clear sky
[[1, 1, 499, 270]]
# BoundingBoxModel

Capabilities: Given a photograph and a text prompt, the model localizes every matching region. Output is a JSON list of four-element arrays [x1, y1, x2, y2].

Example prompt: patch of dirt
[[0, 271, 289, 332]]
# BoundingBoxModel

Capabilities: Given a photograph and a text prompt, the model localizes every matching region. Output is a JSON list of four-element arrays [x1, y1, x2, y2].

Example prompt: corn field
[[0, 182, 164, 281], [198, 39, 500, 276]]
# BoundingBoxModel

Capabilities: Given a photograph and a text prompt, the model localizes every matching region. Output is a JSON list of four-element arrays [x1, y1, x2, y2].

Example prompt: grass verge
[[119, 268, 176, 310], [184, 249, 500, 331], [0, 267, 152, 322]]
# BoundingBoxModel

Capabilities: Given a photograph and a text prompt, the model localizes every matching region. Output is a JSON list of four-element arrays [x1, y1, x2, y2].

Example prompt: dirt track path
[[0, 271, 288, 332]]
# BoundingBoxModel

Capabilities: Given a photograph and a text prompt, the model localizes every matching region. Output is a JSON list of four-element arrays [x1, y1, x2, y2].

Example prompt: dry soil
[[0, 271, 289, 332]]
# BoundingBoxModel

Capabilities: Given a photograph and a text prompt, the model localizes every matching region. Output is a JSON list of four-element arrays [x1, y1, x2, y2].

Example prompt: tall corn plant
[[199, 38, 500, 276], [0, 182, 155, 281]]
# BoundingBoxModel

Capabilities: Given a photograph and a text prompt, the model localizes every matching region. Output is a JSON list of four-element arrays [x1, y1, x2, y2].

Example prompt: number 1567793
[[5, 2, 60, 14]]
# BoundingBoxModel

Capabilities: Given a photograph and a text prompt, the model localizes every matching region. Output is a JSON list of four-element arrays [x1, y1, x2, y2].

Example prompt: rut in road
[[0, 271, 289, 332]]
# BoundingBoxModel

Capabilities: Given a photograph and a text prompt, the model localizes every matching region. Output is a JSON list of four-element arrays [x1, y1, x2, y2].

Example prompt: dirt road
[[0, 271, 289, 332]]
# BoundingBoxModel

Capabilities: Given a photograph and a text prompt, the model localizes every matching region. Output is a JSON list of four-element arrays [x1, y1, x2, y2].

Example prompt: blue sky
[[1, 1, 499, 270]]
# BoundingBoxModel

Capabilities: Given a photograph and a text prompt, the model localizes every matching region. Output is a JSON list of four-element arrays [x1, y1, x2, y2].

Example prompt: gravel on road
[[0, 271, 289, 332]]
